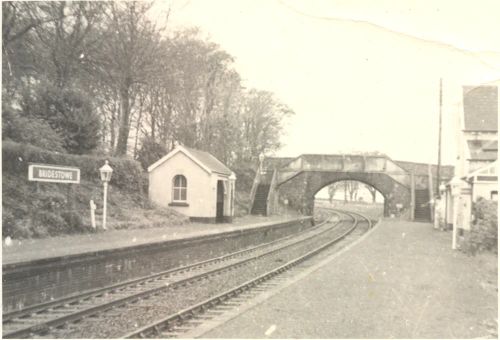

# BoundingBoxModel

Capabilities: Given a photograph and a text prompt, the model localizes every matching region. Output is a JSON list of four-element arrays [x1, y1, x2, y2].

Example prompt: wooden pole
[[428, 163, 434, 222], [410, 172, 415, 221], [437, 78, 443, 198]]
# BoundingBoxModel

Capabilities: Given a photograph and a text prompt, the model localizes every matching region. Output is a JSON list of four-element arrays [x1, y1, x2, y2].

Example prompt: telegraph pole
[[436, 78, 443, 198]]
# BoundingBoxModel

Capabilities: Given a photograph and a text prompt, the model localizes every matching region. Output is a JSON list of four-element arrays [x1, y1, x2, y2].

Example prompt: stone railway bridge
[[250, 154, 454, 220]]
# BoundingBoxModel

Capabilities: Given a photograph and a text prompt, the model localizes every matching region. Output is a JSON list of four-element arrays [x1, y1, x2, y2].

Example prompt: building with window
[[148, 145, 236, 223], [442, 85, 498, 233]]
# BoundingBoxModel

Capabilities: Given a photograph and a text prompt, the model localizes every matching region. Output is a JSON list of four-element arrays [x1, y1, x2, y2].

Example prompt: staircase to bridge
[[249, 154, 453, 221], [414, 189, 431, 221], [251, 184, 270, 215]]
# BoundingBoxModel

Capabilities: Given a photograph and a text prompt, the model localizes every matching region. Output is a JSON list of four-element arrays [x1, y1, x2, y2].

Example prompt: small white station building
[[148, 145, 236, 223]]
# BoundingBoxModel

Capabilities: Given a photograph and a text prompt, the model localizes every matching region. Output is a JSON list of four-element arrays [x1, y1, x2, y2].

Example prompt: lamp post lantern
[[99, 160, 113, 230]]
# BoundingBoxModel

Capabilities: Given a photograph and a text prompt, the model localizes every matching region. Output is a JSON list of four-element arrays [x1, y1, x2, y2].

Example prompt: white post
[[452, 196, 458, 249], [450, 176, 461, 250], [433, 199, 440, 229], [90, 200, 96, 229], [102, 182, 108, 230]]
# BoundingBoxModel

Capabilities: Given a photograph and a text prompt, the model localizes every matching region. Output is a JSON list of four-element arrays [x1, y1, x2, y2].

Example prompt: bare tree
[[365, 184, 377, 203], [91, 2, 164, 156], [341, 181, 359, 202], [239, 89, 294, 162], [348, 181, 359, 201], [328, 183, 341, 204], [31, 1, 107, 88]]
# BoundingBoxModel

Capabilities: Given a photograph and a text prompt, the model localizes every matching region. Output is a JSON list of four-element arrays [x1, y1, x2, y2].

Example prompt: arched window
[[172, 175, 187, 201]]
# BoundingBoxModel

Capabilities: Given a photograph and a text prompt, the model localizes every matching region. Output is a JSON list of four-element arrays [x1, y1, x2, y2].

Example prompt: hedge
[[462, 197, 498, 255], [2, 141, 144, 193]]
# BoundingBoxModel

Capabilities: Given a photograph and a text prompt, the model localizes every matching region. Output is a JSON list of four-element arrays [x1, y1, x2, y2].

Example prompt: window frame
[[491, 190, 498, 201], [172, 174, 187, 203]]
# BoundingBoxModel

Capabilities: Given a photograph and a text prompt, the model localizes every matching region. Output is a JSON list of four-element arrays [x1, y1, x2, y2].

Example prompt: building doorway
[[216, 180, 224, 222]]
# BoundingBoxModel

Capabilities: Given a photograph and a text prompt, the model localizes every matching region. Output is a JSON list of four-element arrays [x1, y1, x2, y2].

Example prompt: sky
[[154, 0, 500, 165]]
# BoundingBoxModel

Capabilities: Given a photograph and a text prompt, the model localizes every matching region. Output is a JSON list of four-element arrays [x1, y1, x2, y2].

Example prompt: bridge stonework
[[251, 154, 454, 220], [277, 171, 411, 216]]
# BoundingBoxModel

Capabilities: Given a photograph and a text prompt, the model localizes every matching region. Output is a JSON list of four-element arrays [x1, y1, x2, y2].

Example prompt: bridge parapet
[[253, 154, 454, 219], [273, 154, 411, 188]]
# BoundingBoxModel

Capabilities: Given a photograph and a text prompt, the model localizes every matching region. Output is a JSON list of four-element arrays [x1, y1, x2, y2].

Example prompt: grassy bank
[[2, 171, 190, 239], [2, 142, 256, 239]]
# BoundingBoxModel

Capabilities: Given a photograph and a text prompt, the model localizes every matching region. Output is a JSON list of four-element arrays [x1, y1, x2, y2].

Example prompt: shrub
[[61, 211, 92, 233], [20, 82, 101, 154], [462, 198, 498, 255], [136, 136, 167, 170], [2, 210, 17, 238], [2, 101, 66, 153], [36, 191, 68, 211], [2, 141, 144, 192], [10, 221, 35, 239], [32, 211, 66, 236]]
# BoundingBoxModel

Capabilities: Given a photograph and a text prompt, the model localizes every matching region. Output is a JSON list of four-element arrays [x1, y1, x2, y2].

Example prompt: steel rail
[[3, 214, 340, 339], [4, 216, 330, 323], [124, 210, 371, 339]]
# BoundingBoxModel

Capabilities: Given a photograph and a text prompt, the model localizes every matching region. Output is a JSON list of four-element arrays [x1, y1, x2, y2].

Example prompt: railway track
[[124, 209, 372, 339], [3, 213, 340, 339]]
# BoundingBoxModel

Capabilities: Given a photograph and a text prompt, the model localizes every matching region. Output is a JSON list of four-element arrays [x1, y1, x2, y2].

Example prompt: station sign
[[28, 163, 80, 184]]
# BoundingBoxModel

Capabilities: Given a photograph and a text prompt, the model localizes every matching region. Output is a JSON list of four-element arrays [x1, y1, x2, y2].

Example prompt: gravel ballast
[[50, 217, 356, 338]]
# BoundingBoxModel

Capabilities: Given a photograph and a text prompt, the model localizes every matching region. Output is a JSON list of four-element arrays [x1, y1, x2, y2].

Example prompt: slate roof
[[466, 140, 498, 161], [148, 145, 232, 176], [183, 146, 232, 176], [463, 86, 498, 132], [395, 161, 454, 179], [482, 140, 498, 152]]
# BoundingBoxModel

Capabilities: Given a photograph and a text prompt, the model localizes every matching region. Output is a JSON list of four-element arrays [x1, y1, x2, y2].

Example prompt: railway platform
[[2, 214, 314, 313], [2, 215, 299, 265], [201, 219, 498, 339]]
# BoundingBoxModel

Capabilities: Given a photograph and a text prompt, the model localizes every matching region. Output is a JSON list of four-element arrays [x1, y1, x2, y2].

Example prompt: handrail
[[266, 169, 278, 215], [248, 168, 261, 213]]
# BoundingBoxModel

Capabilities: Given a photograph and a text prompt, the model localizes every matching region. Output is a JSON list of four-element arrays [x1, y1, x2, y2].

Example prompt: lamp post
[[99, 160, 113, 230], [450, 176, 461, 249]]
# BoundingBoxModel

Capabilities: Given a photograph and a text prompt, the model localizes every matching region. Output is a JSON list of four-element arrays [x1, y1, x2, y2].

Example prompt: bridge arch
[[313, 179, 387, 214], [251, 154, 452, 220], [276, 171, 411, 217]]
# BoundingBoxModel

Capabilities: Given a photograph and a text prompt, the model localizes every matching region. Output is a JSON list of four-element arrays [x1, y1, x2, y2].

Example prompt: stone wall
[[276, 171, 411, 217], [3, 217, 313, 313]]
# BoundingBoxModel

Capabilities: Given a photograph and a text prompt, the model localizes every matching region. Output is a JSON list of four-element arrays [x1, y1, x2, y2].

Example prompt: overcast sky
[[155, 0, 500, 165]]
